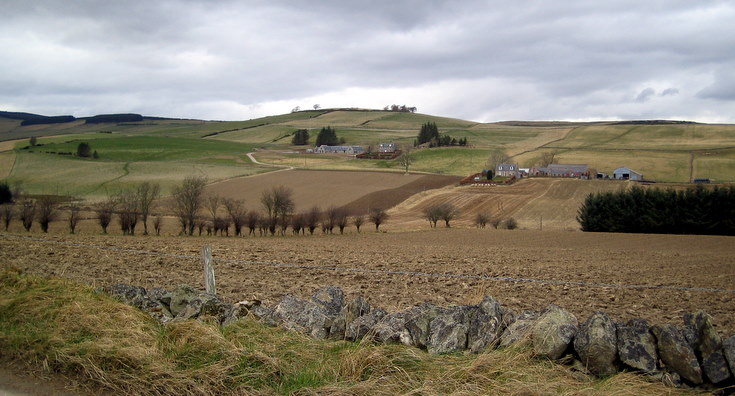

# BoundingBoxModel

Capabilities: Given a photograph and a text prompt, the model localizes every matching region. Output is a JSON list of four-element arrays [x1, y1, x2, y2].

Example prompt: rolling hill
[[1, 108, 734, 230]]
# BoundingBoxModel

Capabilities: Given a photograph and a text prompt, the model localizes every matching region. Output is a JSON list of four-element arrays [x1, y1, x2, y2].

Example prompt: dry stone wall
[[101, 283, 735, 389]]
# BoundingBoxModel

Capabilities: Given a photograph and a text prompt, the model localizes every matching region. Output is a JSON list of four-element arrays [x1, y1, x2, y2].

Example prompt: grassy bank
[[0, 268, 693, 395]]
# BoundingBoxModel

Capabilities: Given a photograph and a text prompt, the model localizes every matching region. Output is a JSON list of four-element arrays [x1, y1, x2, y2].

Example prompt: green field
[[2, 110, 735, 197]]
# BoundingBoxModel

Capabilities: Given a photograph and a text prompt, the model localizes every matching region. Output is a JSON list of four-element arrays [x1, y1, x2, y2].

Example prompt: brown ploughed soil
[[2, 229, 734, 336], [204, 169, 461, 214]]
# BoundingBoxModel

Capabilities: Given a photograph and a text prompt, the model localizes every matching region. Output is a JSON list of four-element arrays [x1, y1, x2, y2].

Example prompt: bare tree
[[486, 148, 511, 172], [136, 182, 161, 235], [172, 176, 207, 236], [96, 195, 117, 234], [397, 149, 414, 174], [261, 186, 294, 235], [19, 199, 35, 231], [438, 203, 459, 228], [352, 215, 364, 233], [67, 201, 81, 234], [490, 217, 502, 229], [36, 195, 58, 233], [324, 206, 339, 234], [504, 218, 518, 230], [474, 212, 489, 228], [1, 203, 14, 231], [423, 205, 440, 228], [369, 208, 388, 231], [305, 206, 321, 235], [291, 213, 305, 235], [246, 210, 260, 236], [538, 150, 558, 167], [223, 198, 246, 236], [116, 191, 139, 235], [336, 209, 349, 234], [153, 214, 163, 236], [206, 194, 221, 229]]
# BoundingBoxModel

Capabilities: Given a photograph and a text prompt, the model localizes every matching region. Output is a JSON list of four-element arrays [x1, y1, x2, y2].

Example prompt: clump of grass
[[0, 268, 692, 395]]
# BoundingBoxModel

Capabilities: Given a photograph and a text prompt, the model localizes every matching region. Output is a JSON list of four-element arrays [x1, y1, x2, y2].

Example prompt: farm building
[[378, 143, 397, 153], [613, 167, 643, 181], [496, 163, 519, 177], [314, 145, 365, 154], [531, 164, 589, 178]]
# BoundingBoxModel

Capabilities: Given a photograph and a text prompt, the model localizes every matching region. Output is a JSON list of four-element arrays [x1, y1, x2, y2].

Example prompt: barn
[[613, 167, 644, 181]]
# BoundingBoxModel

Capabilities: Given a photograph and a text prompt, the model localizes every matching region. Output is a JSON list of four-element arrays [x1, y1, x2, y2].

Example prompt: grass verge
[[0, 268, 694, 395]]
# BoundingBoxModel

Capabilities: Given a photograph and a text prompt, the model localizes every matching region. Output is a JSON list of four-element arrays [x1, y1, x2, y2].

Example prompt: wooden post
[[202, 245, 216, 295]]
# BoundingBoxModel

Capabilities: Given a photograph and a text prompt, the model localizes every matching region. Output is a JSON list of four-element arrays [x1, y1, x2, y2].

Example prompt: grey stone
[[427, 305, 473, 354], [404, 302, 442, 349], [531, 304, 578, 360], [467, 296, 505, 353], [273, 295, 333, 339], [722, 335, 735, 377], [139, 296, 173, 324], [616, 318, 658, 373], [574, 312, 618, 377], [146, 287, 171, 306], [345, 308, 387, 341], [199, 294, 233, 323], [104, 283, 148, 309], [221, 304, 250, 327], [330, 296, 371, 340], [174, 296, 205, 321], [169, 284, 200, 316], [311, 285, 345, 317], [499, 310, 539, 347], [373, 304, 438, 346], [250, 304, 277, 326], [683, 311, 731, 383], [651, 324, 703, 384]]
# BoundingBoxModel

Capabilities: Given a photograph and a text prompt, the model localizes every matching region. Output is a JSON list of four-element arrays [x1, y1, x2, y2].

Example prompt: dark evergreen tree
[[315, 126, 339, 146], [577, 185, 735, 236], [417, 122, 439, 145], [0, 181, 11, 204], [76, 142, 92, 158], [291, 129, 310, 145]]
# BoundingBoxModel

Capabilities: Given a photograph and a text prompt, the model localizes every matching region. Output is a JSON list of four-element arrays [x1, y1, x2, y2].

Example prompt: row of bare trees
[[169, 176, 389, 237], [422, 202, 517, 230]]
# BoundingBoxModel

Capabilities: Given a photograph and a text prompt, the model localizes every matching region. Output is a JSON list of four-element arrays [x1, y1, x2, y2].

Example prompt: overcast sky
[[2, 1, 734, 123]]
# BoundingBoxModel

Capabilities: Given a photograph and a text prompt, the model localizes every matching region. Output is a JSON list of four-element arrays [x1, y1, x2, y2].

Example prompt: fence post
[[202, 245, 216, 295]]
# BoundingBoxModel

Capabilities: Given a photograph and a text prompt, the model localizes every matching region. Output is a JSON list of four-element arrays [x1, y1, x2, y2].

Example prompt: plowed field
[[204, 169, 461, 214], [2, 229, 734, 336]]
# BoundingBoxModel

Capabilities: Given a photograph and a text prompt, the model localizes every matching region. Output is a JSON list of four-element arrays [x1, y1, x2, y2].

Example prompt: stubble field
[[2, 228, 733, 336]]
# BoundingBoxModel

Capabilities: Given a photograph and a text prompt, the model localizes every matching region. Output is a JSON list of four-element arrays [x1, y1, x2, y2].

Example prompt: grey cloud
[[635, 88, 656, 103], [1, 0, 734, 121], [697, 70, 735, 101]]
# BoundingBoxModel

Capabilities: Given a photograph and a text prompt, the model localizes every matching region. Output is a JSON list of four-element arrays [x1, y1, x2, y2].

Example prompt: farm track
[[2, 229, 734, 336]]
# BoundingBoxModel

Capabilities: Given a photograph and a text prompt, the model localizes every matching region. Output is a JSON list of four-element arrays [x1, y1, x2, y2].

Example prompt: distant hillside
[[2, 108, 734, 199]]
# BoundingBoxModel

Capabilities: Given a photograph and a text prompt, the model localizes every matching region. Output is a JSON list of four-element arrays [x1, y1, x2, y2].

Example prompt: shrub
[[504, 218, 518, 230], [474, 213, 489, 228]]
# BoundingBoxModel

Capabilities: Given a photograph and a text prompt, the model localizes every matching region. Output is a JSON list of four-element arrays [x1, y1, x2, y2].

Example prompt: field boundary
[[4, 232, 734, 294]]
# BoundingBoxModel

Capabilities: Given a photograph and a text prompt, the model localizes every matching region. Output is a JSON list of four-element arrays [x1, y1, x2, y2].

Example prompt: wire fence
[[2, 232, 734, 294]]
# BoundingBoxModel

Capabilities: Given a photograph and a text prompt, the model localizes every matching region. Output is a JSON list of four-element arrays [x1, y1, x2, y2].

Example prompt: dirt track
[[2, 229, 734, 336]]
